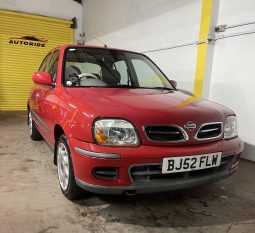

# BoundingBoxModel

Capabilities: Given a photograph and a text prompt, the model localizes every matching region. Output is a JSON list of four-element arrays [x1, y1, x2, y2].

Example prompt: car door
[[38, 50, 60, 146], [31, 52, 52, 137]]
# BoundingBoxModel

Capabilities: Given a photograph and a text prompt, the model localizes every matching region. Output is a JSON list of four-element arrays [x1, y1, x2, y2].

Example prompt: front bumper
[[69, 137, 244, 194], [76, 168, 236, 195]]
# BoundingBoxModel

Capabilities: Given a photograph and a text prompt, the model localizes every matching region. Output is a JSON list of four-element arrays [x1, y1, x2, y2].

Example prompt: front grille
[[196, 123, 222, 140], [144, 125, 186, 142], [130, 154, 235, 183]]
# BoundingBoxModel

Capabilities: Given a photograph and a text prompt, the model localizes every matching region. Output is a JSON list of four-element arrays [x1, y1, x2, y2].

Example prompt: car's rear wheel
[[28, 110, 42, 141], [57, 134, 84, 200]]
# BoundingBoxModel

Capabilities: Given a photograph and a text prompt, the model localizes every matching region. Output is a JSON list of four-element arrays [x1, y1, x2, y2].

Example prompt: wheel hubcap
[[28, 112, 33, 136], [57, 142, 70, 191]]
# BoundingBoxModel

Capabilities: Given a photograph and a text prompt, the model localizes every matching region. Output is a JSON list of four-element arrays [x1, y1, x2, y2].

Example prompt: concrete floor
[[0, 113, 255, 233]]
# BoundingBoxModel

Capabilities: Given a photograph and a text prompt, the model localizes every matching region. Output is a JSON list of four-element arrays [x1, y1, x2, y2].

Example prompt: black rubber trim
[[75, 168, 236, 195]]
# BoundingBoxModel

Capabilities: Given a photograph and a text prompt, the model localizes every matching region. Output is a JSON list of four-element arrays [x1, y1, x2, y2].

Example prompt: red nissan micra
[[27, 45, 244, 200]]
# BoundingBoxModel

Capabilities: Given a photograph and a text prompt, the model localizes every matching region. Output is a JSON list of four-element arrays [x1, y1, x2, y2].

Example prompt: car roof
[[51, 44, 138, 54]]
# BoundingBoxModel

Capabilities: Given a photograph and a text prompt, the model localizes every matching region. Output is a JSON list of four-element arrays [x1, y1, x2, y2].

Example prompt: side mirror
[[170, 80, 177, 89], [32, 72, 53, 85]]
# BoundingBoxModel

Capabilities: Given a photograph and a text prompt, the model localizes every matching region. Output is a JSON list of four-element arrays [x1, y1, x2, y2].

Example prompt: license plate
[[162, 152, 222, 174]]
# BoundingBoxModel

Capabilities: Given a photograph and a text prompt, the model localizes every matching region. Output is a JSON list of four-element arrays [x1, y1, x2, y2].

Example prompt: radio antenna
[[83, 33, 108, 47]]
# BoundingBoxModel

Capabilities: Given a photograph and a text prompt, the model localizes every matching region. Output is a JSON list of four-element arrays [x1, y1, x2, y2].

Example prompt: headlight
[[93, 119, 139, 146], [224, 116, 238, 139]]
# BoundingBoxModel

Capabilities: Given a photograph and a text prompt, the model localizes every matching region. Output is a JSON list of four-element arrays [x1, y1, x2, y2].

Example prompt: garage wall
[[84, 0, 255, 161], [0, 0, 82, 40], [0, 10, 74, 110], [83, 0, 202, 92], [210, 0, 255, 161]]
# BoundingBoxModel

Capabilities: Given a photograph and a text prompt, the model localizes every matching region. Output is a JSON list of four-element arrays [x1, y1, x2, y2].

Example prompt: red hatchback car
[[27, 45, 244, 199]]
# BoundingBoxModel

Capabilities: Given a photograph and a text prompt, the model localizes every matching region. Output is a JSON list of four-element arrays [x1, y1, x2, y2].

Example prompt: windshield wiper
[[151, 87, 174, 90], [135, 86, 174, 91], [107, 84, 139, 88], [101, 84, 174, 91], [105, 85, 174, 90]]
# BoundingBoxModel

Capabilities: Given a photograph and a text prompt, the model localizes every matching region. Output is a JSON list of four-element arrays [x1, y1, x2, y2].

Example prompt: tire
[[56, 134, 84, 200], [28, 110, 42, 141]]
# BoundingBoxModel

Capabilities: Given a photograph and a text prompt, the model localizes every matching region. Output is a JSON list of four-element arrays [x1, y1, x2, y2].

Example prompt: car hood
[[65, 88, 233, 145]]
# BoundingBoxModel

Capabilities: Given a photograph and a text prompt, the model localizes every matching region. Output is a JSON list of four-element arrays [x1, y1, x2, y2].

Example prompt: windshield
[[63, 47, 173, 89]]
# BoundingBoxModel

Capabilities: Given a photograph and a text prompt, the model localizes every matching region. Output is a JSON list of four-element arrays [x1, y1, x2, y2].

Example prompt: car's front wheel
[[57, 134, 84, 200]]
